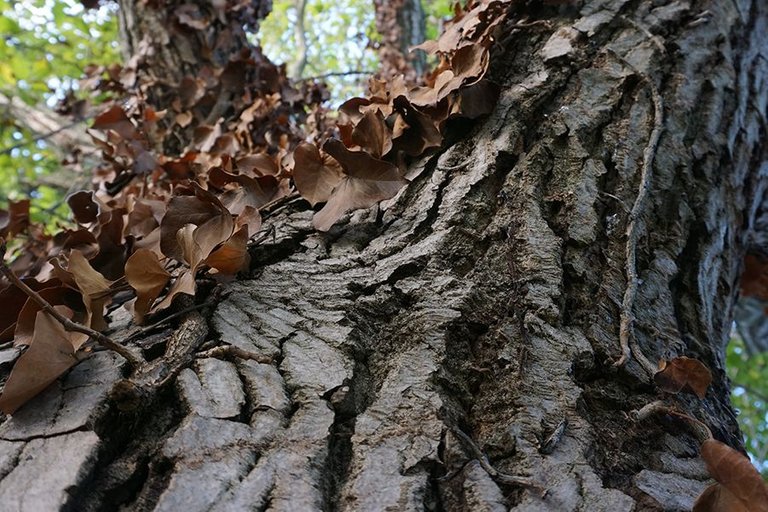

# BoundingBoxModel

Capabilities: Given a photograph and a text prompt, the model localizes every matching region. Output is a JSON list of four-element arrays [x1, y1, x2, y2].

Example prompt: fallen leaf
[[160, 193, 223, 261], [205, 226, 250, 274], [694, 439, 768, 512], [0, 307, 83, 415], [351, 110, 393, 158], [13, 286, 83, 347], [66, 250, 114, 331], [313, 175, 405, 232], [92, 105, 137, 139], [292, 142, 344, 206], [741, 254, 768, 300], [654, 356, 712, 398], [323, 139, 401, 182], [66, 191, 102, 224], [125, 249, 171, 324]]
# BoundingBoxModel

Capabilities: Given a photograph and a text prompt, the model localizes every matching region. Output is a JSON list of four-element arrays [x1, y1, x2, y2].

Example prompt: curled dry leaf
[[160, 193, 224, 261], [235, 205, 262, 237], [351, 110, 393, 158], [0, 306, 84, 415], [92, 105, 138, 139], [0, 279, 46, 342], [125, 249, 171, 324], [65, 250, 114, 331], [313, 176, 406, 232], [0, 199, 30, 239], [311, 139, 406, 231], [693, 439, 768, 512], [13, 286, 84, 348], [653, 356, 712, 398], [66, 191, 102, 224], [205, 226, 251, 274]]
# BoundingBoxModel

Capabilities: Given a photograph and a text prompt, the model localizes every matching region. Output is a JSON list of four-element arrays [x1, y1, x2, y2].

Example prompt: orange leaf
[[693, 483, 750, 512], [653, 356, 712, 398], [125, 249, 171, 324], [205, 226, 250, 274], [66, 250, 114, 331], [92, 105, 137, 139]]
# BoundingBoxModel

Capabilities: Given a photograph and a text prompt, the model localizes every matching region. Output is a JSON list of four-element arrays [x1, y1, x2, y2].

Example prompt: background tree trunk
[[373, 0, 427, 83], [0, 0, 766, 511]]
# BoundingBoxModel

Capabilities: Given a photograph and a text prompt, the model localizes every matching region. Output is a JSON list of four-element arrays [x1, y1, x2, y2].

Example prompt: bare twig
[[258, 191, 301, 217], [630, 400, 713, 442], [122, 290, 230, 344], [450, 426, 547, 496], [196, 344, 273, 364], [0, 239, 144, 369], [0, 119, 85, 156]]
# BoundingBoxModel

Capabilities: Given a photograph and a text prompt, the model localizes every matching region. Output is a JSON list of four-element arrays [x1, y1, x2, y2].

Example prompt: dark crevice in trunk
[[70, 386, 184, 511]]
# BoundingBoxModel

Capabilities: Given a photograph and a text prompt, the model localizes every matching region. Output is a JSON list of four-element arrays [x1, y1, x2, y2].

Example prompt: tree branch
[[0, 93, 93, 155]]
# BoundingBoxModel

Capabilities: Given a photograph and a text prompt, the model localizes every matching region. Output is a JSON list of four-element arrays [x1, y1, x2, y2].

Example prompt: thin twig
[[0, 119, 86, 156], [631, 400, 713, 442], [450, 426, 546, 495], [0, 239, 144, 368], [614, 73, 664, 376], [196, 344, 273, 364], [122, 290, 230, 344], [259, 191, 301, 216]]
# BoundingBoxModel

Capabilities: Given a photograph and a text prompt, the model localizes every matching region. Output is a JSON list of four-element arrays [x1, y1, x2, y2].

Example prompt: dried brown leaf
[[313, 176, 405, 232], [206, 226, 250, 274], [66, 250, 114, 331], [293, 142, 344, 206], [160, 194, 222, 261], [125, 249, 171, 324], [0, 307, 82, 415], [694, 439, 768, 512], [654, 356, 712, 398], [351, 110, 393, 158], [323, 139, 401, 182], [92, 105, 137, 139], [66, 191, 102, 224]]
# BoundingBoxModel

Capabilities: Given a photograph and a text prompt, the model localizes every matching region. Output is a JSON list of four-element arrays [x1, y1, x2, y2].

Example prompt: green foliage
[[727, 335, 768, 478], [256, 0, 455, 102], [424, 0, 455, 40], [256, 0, 379, 101], [0, 0, 118, 227]]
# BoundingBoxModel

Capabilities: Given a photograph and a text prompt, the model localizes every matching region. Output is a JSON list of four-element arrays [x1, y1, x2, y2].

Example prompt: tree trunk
[[0, 0, 766, 511], [373, 0, 427, 83]]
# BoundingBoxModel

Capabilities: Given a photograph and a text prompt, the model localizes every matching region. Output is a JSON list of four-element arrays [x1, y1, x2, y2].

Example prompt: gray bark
[[1, 0, 767, 510]]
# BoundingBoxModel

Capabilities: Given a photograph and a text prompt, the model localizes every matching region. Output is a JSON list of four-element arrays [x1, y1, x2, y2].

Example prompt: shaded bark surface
[[0, 0, 767, 510]]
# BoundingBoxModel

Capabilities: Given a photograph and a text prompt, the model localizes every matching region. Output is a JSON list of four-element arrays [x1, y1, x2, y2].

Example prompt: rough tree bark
[[0, 0, 766, 511]]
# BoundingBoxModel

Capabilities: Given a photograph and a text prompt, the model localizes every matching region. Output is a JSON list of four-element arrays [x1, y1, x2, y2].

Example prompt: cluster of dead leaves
[[643, 355, 768, 511], [0, 0, 508, 414]]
